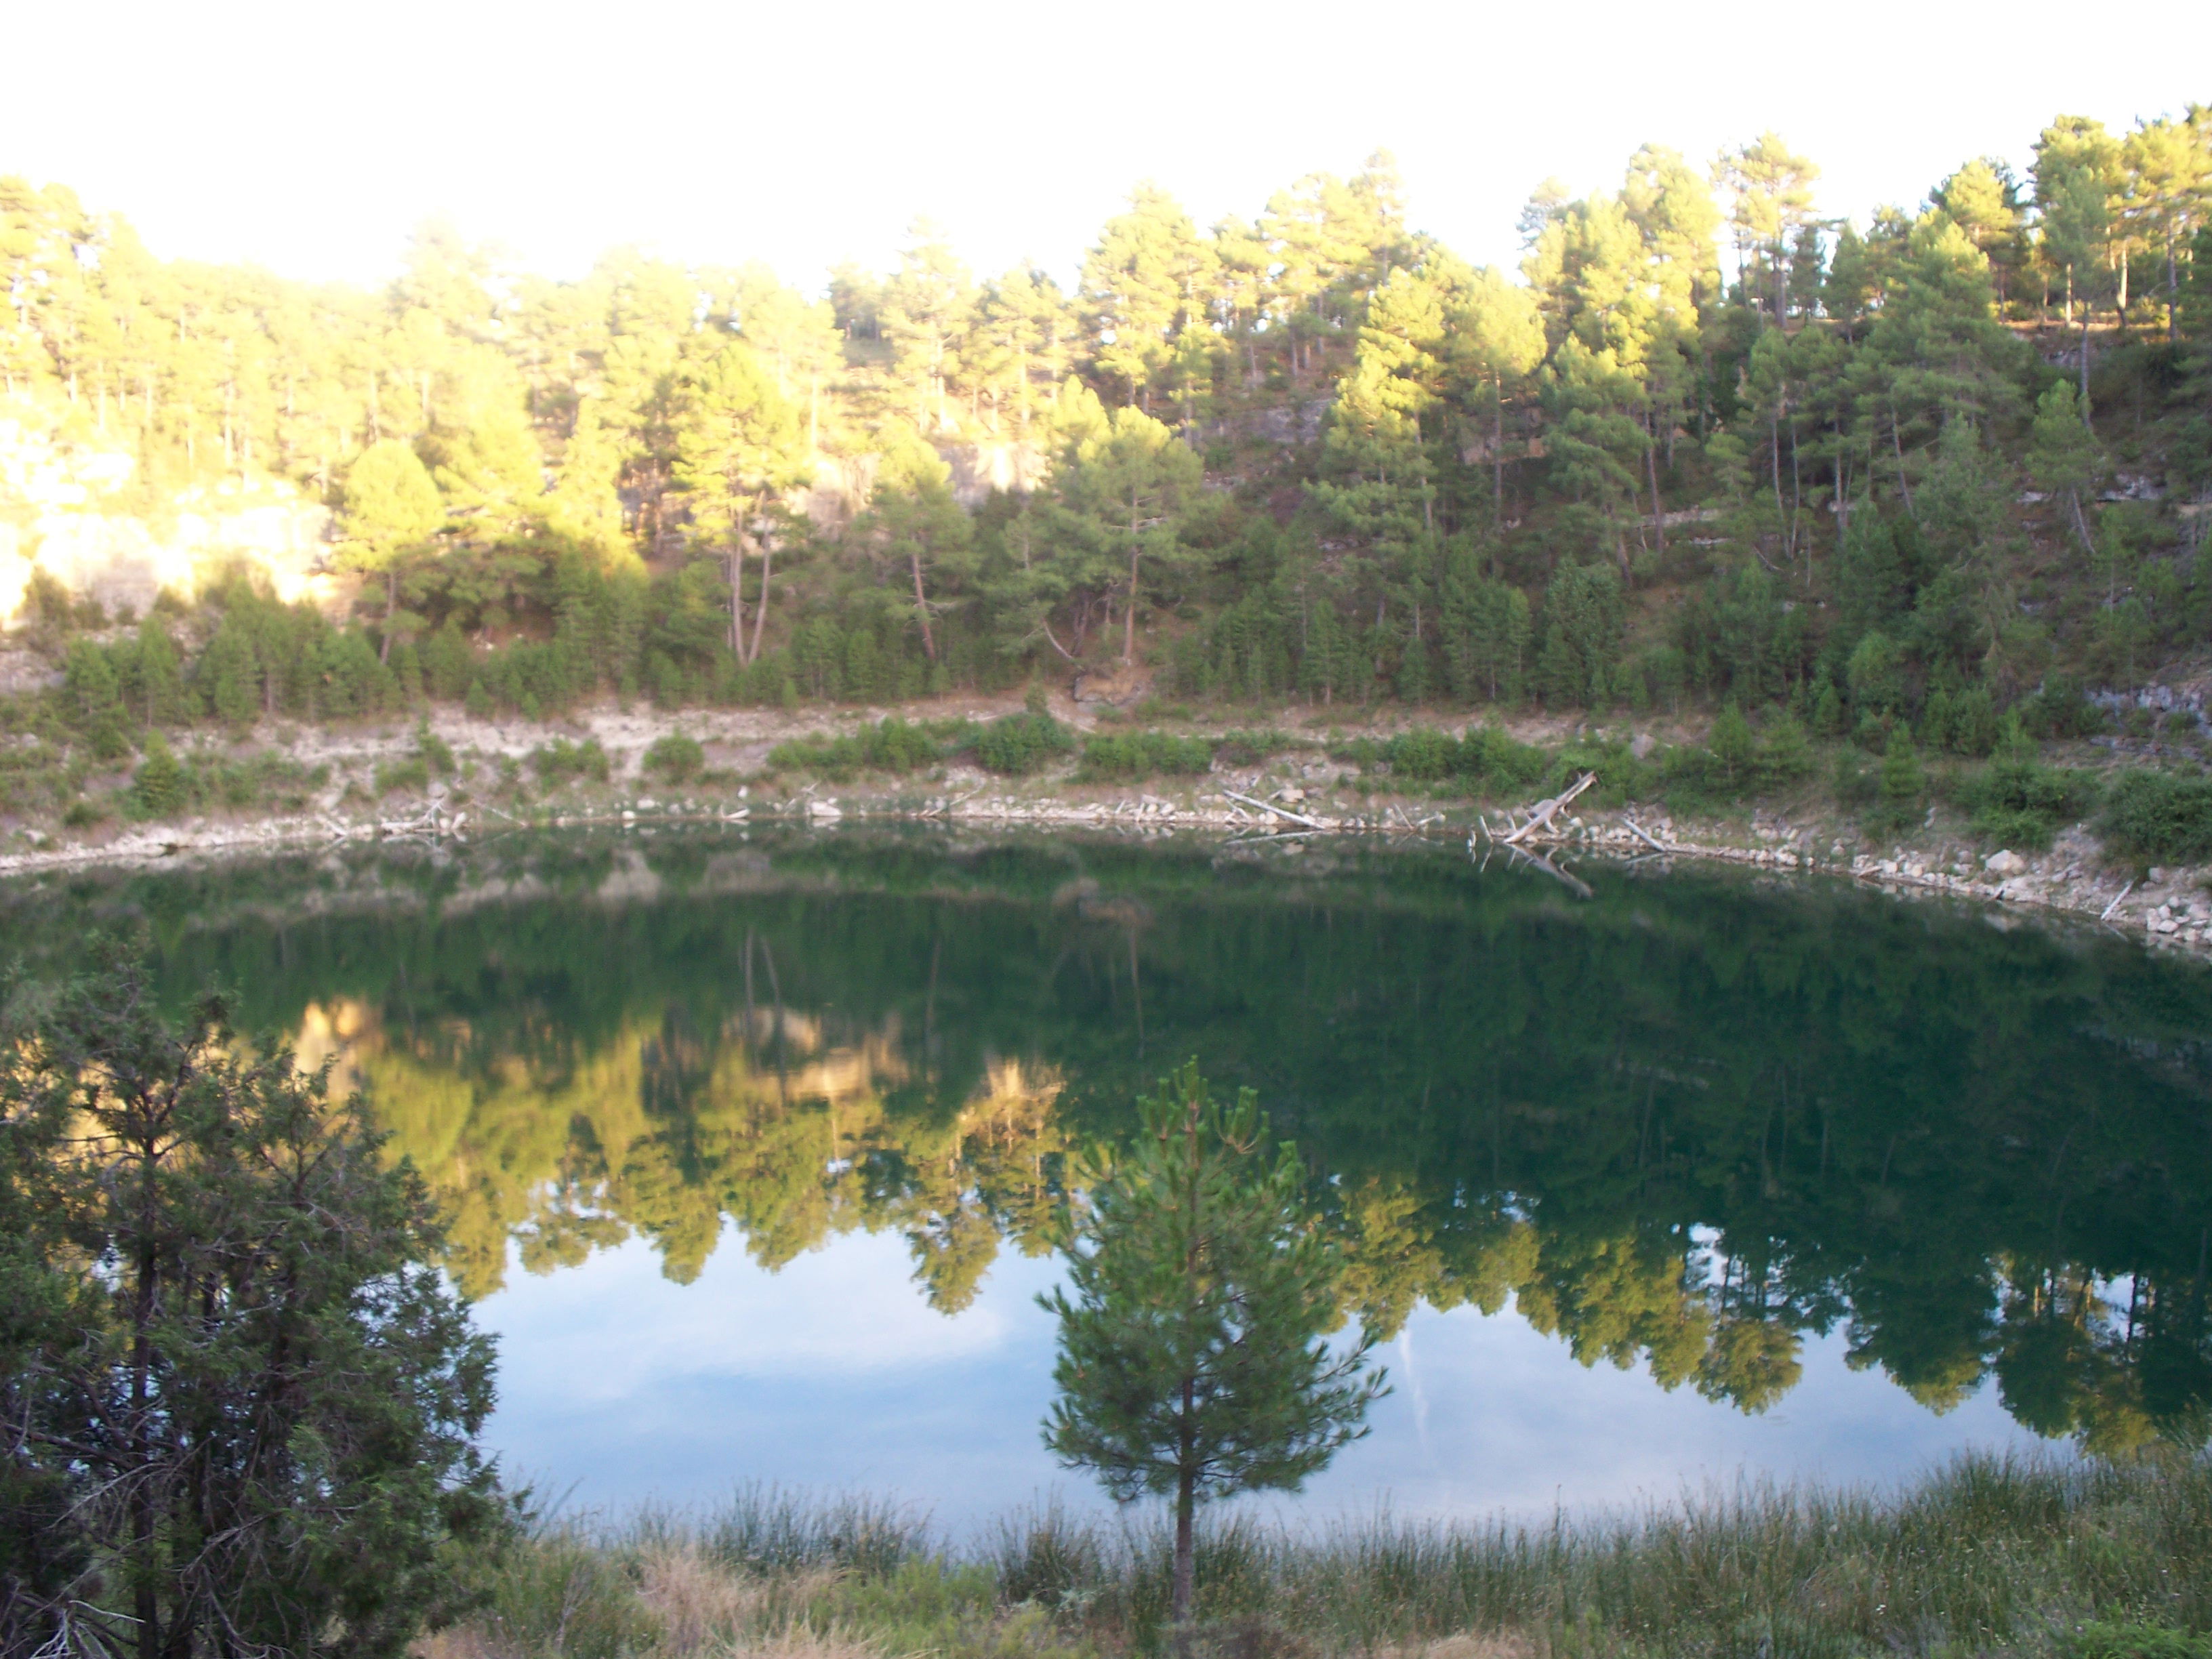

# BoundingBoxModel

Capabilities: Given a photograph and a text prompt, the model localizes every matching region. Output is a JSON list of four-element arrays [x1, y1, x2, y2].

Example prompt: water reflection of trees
[[300, 991, 1075, 1313], [20, 830, 2211, 1450], [312, 1010, 2212, 1455]]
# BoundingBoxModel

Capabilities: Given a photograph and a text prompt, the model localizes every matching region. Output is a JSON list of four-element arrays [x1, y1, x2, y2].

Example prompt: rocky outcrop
[[0, 413, 343, 621]]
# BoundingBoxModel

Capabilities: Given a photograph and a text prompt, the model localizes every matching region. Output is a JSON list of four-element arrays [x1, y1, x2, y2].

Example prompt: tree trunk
[[910, 546, 937, 660], [729, 548, 747, 658], [1172, 1450, 1196, 1633], [1493, 374, 1506, 530], [2078, 312, 2093, 429], [2167, 240, 2185, 347], [1124, 497, 1141, 665], [750, 542, 775, 664], [382, 568, 398, 663], [1646, 424, 1665, 565], [134, 1120, 162, 1659]]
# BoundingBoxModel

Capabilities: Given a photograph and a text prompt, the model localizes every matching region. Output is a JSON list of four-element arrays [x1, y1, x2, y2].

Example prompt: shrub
[[1833, 749, 1879, 808], [1757, 712, 1816, 790], [373, 756, 430, 796], [2018, 676, 2106, 741], [61, 796, 110, 827], [1867, 728, 1925, 833], [416, 722, 456, 776], [1211, 729, 1293, 768], [531, 737, 611, 787], [1458, 725, 1549, 790], [1080, 731, 1215, 782], [972, 712, 1074, 775], [642, 733, 706, 785], [766, 717, 950, 779], [131, 733, 187, 817], [2101, 768, 2212, 864], [1954, 739, 2101, 851], [1383, 727, 1457, 782]]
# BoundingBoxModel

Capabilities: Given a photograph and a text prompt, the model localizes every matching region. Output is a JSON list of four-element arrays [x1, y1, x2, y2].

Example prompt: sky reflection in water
[[478, 1223, 2048, 1523]]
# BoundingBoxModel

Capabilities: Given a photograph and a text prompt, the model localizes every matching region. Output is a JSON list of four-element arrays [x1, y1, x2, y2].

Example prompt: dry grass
[[424, 1454, 2212, 1658]]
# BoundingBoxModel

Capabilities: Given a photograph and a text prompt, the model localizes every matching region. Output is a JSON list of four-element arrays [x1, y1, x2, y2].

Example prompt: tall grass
[[429, 1454, 2212, 1658]]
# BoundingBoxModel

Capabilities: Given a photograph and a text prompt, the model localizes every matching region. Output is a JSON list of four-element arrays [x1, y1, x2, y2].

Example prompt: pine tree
[[340, 441, 445, 661], [1042, 1062, 1384, 1632], [62, 640, 131, 760], [670, 340, 808, 663]]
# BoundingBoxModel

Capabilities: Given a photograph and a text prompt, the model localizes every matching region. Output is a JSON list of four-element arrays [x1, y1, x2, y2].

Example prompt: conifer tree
[[1048, 407, 1204, 665], [1042, 1063, 1384, 1632], [0, 941, 499, 1659], [670, 340, 808, 661], [340, 440, 445, 661]]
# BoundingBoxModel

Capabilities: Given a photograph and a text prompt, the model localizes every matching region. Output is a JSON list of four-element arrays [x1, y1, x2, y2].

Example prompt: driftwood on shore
[[1501, 773, 1597, 845], [1220, 788, 1323, 829]]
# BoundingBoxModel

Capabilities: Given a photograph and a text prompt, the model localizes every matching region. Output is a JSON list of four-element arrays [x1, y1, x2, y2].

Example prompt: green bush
[[1344, 726, 1547, 792], [2018, 676, 2107, 741], [1662, 713, 1808, 804], [767, 716, 951, 779], [1458, 725, 1549, 789], [642, 733, 706, 785], [1833, 749, 1879, 807], [1210, 729, 1294, 767], [2101, 768, 2212, 864], [1866, 728, 1925, 834], [131, 734, 187, 818], [972, 712, 1074, 775], [1080, 731, 1215, 782], [61, 796, 110, 828], [1955, 748, 2102, 850], [1757, 712, 1816, 790], [416, 722, 456, 777], [530, 737, 610, 787], [1383, 726, 1459, 782], [373, 756, 430, 796]]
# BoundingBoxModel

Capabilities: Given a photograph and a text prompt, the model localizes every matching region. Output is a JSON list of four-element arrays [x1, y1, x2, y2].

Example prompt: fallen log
[[1502, 772, 1597, 844], [1221, 788, 1323, 829]]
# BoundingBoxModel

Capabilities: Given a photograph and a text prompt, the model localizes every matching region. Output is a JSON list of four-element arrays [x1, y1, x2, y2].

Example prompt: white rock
[[1984, 849, 2027, 877]]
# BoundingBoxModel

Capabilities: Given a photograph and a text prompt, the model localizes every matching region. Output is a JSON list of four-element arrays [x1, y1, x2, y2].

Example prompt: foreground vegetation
[[437, 1456, 2212, 1658]]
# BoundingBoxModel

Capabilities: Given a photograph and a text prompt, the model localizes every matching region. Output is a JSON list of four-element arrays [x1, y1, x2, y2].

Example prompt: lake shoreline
[[6, 776, 2205, 959]]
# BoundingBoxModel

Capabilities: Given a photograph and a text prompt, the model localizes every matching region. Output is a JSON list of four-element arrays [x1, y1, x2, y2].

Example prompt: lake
[[12, 825, 2209, 1526]]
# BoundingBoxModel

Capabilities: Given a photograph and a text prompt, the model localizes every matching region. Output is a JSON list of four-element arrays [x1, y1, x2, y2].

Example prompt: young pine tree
[[1042, 1062, 1385, 1633]]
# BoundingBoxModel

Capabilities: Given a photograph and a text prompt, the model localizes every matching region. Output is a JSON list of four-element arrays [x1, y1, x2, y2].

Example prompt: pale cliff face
[[0, 412, 346, 621]]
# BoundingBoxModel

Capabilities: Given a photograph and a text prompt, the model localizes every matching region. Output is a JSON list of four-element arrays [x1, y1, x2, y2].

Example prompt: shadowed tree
[[0, 940, 500, 1659]]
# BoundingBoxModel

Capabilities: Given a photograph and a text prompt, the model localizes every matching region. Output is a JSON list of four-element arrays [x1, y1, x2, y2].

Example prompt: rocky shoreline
[[7, 771, 2205, 959]]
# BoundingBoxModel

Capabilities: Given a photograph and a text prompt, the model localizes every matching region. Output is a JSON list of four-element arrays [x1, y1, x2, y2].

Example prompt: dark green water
[[9, 827, 2209, 1514]]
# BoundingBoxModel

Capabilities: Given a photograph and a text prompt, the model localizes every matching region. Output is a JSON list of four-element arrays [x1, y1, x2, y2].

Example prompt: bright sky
[[5, 0, 2207, 295]]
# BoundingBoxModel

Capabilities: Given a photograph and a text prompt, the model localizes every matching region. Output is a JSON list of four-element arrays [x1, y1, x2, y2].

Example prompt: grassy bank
[[428, 1454, 2212, 1659]]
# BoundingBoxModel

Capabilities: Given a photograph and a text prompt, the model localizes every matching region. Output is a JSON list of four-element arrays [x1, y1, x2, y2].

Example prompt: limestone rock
[[1984, 849, 2027, 877]]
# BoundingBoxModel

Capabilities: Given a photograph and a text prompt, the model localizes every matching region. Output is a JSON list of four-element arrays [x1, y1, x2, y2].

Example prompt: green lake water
[[10, 827, 2209, 1520]]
